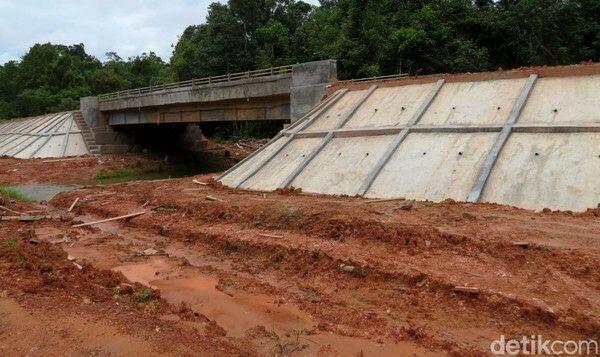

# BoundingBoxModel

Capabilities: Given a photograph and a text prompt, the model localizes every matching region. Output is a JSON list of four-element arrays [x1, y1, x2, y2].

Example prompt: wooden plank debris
[[258, 233, 283, 239], [0, 205, 22, 215], [42, 157, 91, 163], [72, 211, 147, 228], [363, 197, 408, 205], [68, 197, 79, 212], [453, 286, 480, 294], [193, 179, 209, 186], [512, 241, 530, 248], [206, 195, 224, 202]]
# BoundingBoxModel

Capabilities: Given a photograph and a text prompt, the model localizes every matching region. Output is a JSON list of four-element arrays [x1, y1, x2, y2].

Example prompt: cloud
[[0, 0, 320, 65]]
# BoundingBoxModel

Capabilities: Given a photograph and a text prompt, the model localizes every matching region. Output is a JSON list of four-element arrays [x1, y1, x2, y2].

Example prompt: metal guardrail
[[98, 65, 294, 102]]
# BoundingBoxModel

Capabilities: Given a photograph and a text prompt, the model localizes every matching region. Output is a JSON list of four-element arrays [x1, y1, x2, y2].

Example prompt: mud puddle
[[114, 257, 314, 338], [64, 215, 437, 355], [3, 184, 81, 201]]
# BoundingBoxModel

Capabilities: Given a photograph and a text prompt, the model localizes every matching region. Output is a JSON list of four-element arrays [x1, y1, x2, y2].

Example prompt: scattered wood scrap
[[68, 197, 79, 212], [42, 157, 90, 163], [206, 195, 224, 202], [72, 211, 147, 228], [363, 197, 407, 205], [193, 179, 209, 186], [0, 205, 22, 215], [513, 242, 530, 248], [453, 286, 480, 295], [1, 215, 59, 222], [258, 233, 283, 239]]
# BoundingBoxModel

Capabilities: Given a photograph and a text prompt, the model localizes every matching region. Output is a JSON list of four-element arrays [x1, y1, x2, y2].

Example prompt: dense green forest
[[1, 0, 598, 119]]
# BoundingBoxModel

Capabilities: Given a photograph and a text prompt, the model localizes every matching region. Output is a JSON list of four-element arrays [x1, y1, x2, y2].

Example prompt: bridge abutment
[[81, 60, 338, 154]]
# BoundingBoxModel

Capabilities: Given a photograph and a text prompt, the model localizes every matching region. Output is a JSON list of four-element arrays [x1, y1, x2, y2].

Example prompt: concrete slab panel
[[418, 78, 526, 126], [33, 135, 63, 158], [305, 90, 368, 131], [14, 137, 45, 159], [65, 134, 89, 157], [343, 83, 435, 128], [220, 136, 288, 187], [519, 75, 600, 125], [367, 133, 498, 201], [291, 135, 395, 195], [4, 135, 39, 156], [481, 133, 600, 211], [242, 138, 322, 191]]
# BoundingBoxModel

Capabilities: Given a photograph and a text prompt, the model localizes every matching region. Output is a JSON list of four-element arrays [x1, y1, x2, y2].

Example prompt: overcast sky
[[0, 0, 320, 65]]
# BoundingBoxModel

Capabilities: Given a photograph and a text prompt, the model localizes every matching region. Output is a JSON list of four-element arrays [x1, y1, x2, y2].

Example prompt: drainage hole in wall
[[458, 152, 463, 156], [535, 152, 540, 156]]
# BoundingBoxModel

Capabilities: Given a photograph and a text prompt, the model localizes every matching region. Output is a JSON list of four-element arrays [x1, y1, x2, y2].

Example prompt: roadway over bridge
[[80, 60, 337, 154]]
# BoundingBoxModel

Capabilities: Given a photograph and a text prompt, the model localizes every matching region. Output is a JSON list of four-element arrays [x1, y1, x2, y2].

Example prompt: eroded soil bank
[[0, 153, 599, 356]]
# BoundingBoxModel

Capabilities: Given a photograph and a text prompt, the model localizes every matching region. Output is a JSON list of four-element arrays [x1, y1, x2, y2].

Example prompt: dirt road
[[0, 155, 598, 356]]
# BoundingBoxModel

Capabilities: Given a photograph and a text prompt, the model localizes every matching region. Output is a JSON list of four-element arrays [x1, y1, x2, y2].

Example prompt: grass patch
[[0, 187, 31, 201], [2, 237, 18, 250], [134, 287, 155, 303], [2, 237, 26, 262], [93, 168, 135, 184]]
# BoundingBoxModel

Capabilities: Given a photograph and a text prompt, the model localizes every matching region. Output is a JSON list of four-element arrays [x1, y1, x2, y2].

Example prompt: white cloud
[[0, 0, 320, 65]]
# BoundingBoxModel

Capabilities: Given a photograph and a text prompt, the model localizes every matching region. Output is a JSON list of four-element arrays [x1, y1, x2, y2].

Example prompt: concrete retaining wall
[[0, 112, 89, 158], [219, 64, 600, 212]]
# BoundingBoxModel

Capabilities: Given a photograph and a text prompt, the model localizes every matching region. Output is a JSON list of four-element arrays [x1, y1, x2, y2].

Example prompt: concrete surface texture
[[0, 112, 90, 159], [219, 64, 600, 212]]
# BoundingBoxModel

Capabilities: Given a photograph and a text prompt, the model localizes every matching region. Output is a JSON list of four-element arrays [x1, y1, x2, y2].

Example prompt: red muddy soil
[[0, 154, 599, 356], [0, 155, 158, 185]]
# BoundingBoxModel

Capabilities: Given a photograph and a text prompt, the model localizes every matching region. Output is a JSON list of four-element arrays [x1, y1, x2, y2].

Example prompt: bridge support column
[[290, 60, 337, 123], [80, 96, 133, 154]]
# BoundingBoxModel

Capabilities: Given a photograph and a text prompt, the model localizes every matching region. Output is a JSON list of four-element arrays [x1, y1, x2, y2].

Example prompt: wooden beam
[[72, 211, 147, 228]]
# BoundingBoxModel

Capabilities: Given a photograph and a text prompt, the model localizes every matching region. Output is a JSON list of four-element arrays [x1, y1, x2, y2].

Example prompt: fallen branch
[[72, 211, 147, 228], [258, 233, 283, 239], [193, 179, 209, 186], [68, 197, 79, 212], [0, 205, 22, 215]]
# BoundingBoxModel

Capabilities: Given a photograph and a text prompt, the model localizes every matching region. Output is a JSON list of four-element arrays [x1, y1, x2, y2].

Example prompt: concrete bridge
[[80, 60, 337, 154]]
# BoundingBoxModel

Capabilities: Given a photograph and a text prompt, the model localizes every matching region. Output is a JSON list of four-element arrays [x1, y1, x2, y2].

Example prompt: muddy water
[[4, 184, 81, 201], [114, 257, 314, 338], [69, 215, 440, 356]]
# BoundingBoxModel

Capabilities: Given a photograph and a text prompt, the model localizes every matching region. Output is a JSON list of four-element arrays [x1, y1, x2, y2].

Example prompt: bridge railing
[[98, 65, 294, 102]]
